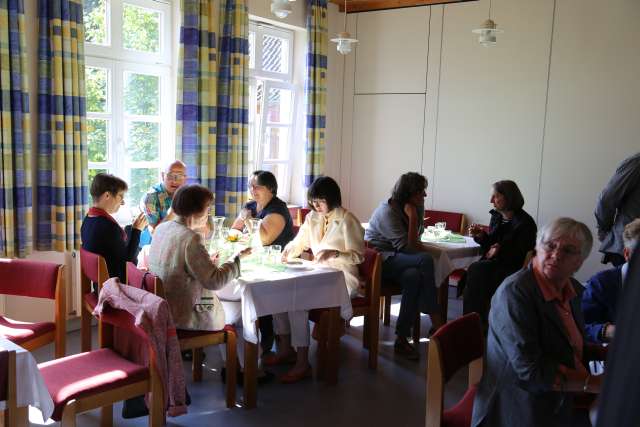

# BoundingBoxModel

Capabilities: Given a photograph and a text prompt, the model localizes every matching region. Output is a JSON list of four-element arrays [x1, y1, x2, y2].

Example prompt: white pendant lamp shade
[[472, 18, 503, 47], [331, 0, 358, 55], [330, 31, 358, 55], [271, 0, 292, 19]]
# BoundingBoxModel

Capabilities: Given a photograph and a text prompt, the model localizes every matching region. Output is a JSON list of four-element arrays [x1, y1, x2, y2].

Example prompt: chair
[[311, 248, 382, 371], [426, 313, 484, 427], [299, 208, 311, 225], [288, 207, 301, 226], [425, 210, 466, 234], [380, 282, 423, 345], [0, 349, 20, 427], [0, 259, 66, 358], [39, 299, 165, 427], [79, 249, 109, 352], [126, 263, 237, 408]]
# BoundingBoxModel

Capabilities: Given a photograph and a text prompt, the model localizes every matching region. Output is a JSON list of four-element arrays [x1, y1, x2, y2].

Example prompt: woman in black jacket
[[462, 180, 537, 326]]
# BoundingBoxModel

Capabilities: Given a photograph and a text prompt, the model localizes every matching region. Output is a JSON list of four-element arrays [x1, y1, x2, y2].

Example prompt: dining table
[[215, 250, 352, 409], [0, 337, 54, 426]]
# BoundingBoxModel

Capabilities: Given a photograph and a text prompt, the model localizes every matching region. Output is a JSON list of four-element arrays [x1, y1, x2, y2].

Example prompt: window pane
[[127, 121, 159, 161], [127, 168, 159, 207], [263, 127, 289, 160], [262, 34, 289, 74], [88, 168, 107, 183], [124, 72, 159, 115], [266, 87, 292, 124], [249, 32, 256, 69], [88, 119, 109, 162], [84, 0, 108, 45], [123, 3, 160, 53], [86, 67, 109, 113]]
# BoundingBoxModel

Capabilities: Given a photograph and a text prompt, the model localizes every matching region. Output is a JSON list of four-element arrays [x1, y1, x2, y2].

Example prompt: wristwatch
[[334, 250, 340, 258]]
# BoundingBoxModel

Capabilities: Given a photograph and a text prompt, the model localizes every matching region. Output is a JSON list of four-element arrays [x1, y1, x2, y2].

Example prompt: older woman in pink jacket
[[265, 176, 365, 383]]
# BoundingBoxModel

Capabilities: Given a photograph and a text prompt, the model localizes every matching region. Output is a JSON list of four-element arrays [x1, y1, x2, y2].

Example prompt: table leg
[[243, 339, 258, 409], [3, 406, 29, 427], [437, 280, 449, 321], [325, 307, 340, 385]]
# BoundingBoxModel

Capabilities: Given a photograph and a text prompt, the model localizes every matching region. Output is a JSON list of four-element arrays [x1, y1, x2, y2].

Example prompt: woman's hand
[[210, 252, 220, 264], [403, 203, 417, 220], [132, 212, 149, 231], [468, 223, 484, 238], [486, 243, 500, 259], [281, 247, 292, 262], [240, 208, 252, 221], [234, 247, 252, 260], [315, 249, 339, 263]]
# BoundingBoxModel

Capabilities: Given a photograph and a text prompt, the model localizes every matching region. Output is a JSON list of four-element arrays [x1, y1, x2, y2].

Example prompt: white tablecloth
[[0, 338, 54, 422], [218, 262, 352, 344], [420, 236, 482, 287]]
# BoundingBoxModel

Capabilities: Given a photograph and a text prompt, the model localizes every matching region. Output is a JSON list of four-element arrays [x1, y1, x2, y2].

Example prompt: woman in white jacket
[[265, 176, 365, 383]]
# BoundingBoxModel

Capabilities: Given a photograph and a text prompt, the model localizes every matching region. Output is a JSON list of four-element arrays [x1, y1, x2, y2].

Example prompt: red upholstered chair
[[299, 208, 311, 225], [426, 313, 484, 427], [311, 248, 382, 372], [424, 210, 466, 235], [79, 249, 109, 352], [38, 300, 164, 427], [0, 349, 21, 426], [289, 207, 301, 226], [0, 259, 66, 358], [126, 263, 237, 408]]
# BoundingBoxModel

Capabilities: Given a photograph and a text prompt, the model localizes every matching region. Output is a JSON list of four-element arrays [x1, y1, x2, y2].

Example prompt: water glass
[[435, 222, 447, 231], [269, 245, 282, 265]]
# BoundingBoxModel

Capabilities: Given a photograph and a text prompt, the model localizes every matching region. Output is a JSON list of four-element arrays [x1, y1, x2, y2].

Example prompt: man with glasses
[[139, 160, 188, 248], [582, 218, 640, 344]]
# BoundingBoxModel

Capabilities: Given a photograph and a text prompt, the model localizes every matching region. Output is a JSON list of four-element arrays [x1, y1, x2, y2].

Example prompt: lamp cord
[[343, 0, 348, 32], [489, 0, 492, 19]]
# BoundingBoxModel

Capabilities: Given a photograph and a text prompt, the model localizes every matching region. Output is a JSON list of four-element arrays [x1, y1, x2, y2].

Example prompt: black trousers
[[463, 259, 514, 325], [259, 315, 275, 353]]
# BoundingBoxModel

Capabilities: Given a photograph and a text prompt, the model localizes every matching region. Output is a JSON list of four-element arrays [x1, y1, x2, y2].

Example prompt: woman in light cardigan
[[267, 176, 365, 383]]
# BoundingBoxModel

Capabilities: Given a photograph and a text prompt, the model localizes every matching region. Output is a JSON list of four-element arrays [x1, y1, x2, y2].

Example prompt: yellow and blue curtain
[[176, 0, 249, 218], [0, 0, 32, 258], [304, 0, 328, 186], [37, 0, 88, 251]]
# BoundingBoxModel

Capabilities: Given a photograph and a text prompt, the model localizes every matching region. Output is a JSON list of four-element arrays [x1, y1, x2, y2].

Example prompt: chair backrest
[[0, 259, 62, 299], [126, 262, 164, 298], [357, 248, 382, 304], [292, 225, 300, 237], [426, 313, 484, 427], [80, 248, 109, 294], [289, 207, 301, 226], [424, 210, 466, 234], [299, 208, 311, 225]]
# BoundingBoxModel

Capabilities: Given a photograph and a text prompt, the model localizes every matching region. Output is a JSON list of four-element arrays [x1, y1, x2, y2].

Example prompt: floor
[[28, 291, 469, 427]]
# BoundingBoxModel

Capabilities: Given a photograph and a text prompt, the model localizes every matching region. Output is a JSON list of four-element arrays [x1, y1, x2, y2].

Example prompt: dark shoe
[[279, 366, 312, 384], [394, 338, 420, 361], [121, 395, 149, 419], [221, 368, 275, 386], [181, 350, 206, 362]]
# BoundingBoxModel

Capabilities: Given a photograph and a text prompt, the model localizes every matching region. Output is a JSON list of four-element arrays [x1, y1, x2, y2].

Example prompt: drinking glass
[[269, 245, 282, 265], [435, 222, 447, 231]]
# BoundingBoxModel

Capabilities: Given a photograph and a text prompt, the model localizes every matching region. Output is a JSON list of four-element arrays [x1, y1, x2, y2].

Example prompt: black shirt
[[81, 216, 141, 281], [245, 197, 295, 248]]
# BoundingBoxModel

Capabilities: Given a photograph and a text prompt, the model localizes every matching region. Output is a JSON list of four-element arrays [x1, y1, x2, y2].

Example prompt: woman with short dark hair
[[364, 172, 444, 360], [148, 184, 249, 332], [81, 173, 148, 281], [463, 180, 537, 326], [267, 177, 365, 382]]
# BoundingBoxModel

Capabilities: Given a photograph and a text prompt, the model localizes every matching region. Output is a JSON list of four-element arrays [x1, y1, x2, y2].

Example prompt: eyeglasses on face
[[541, 240, 582, 257], [248, 183, 266, 191], [311, 198, 327, 205], [166, 173, 186, 182]]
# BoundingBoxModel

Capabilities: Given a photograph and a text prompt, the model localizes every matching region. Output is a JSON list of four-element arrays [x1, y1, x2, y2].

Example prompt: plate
[[285, 261, 309, 270]]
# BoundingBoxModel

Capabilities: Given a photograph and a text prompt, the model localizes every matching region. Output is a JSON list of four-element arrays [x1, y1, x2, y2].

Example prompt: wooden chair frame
[[0, 350, 27, 427], [426, 319, 483, 427], [80, 250, 109, 353], [125, 263, 237, 408], [3, 265, 67, 359], [57, 308, 164, 427]]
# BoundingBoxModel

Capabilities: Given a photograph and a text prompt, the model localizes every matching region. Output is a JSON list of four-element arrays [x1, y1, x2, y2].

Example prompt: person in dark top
[[81, 173, 148, 281], [462, 180, 537, 326], [231, 170, 295, 355]]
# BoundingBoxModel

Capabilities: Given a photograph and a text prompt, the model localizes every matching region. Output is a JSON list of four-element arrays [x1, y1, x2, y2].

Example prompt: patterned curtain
[[0, 0, 33, 258], [304, 0, 328, 187], [176, 0, 249, 219], [37, 0, 88, 251]]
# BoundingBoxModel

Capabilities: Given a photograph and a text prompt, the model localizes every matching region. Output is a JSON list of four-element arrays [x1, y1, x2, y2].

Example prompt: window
[[84, 0, 173, 209], [249, 23, 296, 201]]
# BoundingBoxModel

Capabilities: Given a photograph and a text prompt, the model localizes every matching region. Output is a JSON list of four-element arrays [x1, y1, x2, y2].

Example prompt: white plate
[[285, 262, 309, 270]]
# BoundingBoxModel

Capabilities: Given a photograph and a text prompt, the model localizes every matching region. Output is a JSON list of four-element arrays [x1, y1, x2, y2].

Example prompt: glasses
[[541, 241, 582, 257], [311, 198, 327, 205], [248, 183, 265, 191], [166, 173, 186, 182]]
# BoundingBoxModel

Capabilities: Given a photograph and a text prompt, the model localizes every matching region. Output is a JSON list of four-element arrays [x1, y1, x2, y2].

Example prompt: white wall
[[335, 0, 640, 281]]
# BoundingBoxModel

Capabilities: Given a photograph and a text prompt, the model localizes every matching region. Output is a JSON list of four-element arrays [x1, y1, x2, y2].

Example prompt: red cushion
[[83, 292, 98, 310], [126, 262, 157, 294], [0, 316, 54, 345], [431, 313, 484, 383], [0, 259, 60, 299], [38, 348, 149, 421], [442, 385, 477, 427]]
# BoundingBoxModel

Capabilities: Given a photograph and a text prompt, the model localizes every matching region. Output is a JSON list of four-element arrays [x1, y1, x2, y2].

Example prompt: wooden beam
[[329, 0, 477, 13]]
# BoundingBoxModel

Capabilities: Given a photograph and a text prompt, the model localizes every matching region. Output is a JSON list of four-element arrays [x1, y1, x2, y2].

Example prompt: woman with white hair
[[471, 218, 603, 427]]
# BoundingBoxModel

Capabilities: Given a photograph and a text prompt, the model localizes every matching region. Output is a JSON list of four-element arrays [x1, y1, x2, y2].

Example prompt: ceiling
[[328, 0, 477, 14]]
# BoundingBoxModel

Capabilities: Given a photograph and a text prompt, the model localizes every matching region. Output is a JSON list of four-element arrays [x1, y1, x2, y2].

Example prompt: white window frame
[[249, 22, 296, 201], [85, 0, 174, 207]]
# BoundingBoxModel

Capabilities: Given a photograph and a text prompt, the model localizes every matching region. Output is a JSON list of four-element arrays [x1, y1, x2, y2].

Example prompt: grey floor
[[29, 291, 469, 427]]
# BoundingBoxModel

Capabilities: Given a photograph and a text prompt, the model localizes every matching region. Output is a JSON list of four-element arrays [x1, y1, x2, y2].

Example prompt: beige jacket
[[148, 219, 240, 331], [284, 207, 365, 296]]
